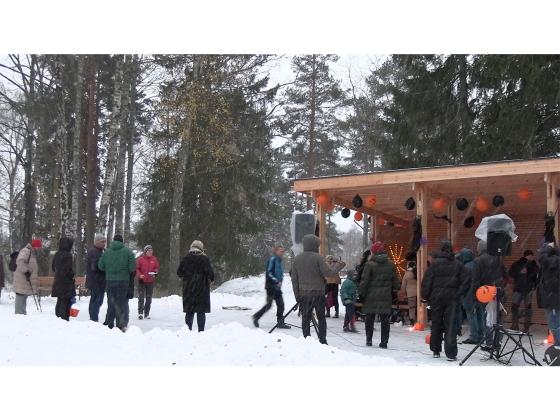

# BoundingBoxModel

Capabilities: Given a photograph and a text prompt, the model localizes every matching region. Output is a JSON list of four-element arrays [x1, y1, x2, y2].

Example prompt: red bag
[[326, 290, 335, 309]]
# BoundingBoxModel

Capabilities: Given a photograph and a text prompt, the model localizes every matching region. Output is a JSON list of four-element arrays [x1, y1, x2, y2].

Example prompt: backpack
[[8, 251, 19, 272]]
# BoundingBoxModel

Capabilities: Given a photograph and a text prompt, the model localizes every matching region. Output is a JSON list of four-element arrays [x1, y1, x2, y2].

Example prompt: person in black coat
[[86, 234, 107, 322], [177, 240, 215, 332], [538, 243, 560, 346], [51, 237, 75, 321], [508, 250, 538, 332], [421, 241, 469, 360]]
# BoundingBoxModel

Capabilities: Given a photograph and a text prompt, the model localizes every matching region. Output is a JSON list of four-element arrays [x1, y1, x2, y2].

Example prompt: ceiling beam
[[334, 197, 410, 226]]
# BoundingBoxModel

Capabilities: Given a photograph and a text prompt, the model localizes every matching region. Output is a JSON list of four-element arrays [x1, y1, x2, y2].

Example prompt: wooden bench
[[37, 276, 88, 299]]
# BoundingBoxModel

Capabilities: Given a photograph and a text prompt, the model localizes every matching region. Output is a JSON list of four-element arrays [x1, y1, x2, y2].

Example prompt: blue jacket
[[340, 276, 358, 304], [265, 255, 283, 290]]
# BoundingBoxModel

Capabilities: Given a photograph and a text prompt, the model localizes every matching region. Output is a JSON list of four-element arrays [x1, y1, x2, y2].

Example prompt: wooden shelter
[[293, 158, 560, 326]]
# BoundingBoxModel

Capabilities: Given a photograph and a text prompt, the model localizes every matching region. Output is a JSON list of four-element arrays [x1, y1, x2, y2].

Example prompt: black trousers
[[55, 297, 71, 321], [325, 283, 340, 315], [254, 288, 285, 321], [138, 282, 154, 316], [185, 312, 206, 332], [365, 313, 390, 345], [430, 300, 458, 358], [300, 294, 327, 344], [106, 282, 129, 331]]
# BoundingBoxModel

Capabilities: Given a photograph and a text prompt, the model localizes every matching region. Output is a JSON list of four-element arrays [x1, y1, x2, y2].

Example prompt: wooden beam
[[416, 184, 428, 326], [317, 204, 327, 257], [293, 158, 560, 193], [334, 197, 409, 226]]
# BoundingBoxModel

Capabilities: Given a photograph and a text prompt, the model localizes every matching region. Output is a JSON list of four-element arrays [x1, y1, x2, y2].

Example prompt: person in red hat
[[13, 239, 42, 314]]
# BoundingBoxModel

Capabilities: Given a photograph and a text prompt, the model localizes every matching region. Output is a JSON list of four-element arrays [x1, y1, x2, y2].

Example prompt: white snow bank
[[214, 274, 271, 296]]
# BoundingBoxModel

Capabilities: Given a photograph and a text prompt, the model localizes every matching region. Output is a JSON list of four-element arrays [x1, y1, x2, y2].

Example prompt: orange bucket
[[425, 334, 431, 345], [413, 322, 425, 331], [69, 307, 80, 318]]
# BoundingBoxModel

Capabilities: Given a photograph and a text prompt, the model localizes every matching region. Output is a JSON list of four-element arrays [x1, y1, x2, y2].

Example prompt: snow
[[0, 275, 551, 366]]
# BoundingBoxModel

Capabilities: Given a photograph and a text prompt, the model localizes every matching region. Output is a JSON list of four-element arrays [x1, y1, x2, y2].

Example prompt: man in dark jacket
[[291, 234, 345, 345], [539, 243, 560, 346], [508, 250, 538, 332], [98, 234, 136, 332], [456, 248, 485, 345], [86, 234, 106, 322], [359, 242, 400, 348], [253, 245, 290, 329], [51, 237, 75, 321], [421, 241, 469, 360], [471, 240, 507, 350]]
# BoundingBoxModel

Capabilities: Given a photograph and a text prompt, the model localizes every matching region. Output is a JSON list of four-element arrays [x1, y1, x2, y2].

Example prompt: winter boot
[[366, 341, 372, 347], [334, 312, 339, 319], [252, 315, 259, 328], [276, 318, 291, 329], [433, 352, 441, 358], [379, 343, 387, 349], [446, 355, 457, 362], [138, 314, 143, 320], [326, 309, 331, 318], [343, 325, 350, 332]]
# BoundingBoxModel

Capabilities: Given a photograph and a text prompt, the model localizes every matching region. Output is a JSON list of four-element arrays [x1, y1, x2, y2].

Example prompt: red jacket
[[136, 255, 160, 283]]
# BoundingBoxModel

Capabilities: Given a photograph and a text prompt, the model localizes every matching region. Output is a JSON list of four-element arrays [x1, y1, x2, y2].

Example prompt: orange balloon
[[366, 195, 377, 207], [354, 212, 363, 222], [377, 217, 386, 226], [517, 188, 533, 202], [432, 197, 446, 211], [476, 285, 497, 303], [425, 334, 431, 345], [475, 197, 490, 213], [316, 192, 329, 207], [547, 333, 554, 344]]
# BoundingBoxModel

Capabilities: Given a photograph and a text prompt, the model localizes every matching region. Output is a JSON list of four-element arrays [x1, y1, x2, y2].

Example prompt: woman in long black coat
[[52, 237, 75, 321], [177, 240, 214, 332]]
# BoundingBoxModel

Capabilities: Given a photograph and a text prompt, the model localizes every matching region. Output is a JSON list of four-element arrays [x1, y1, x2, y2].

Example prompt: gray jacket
[[290, 235, 345, 301]]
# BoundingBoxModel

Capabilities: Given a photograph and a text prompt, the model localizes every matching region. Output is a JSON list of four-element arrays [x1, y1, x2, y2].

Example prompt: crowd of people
[[2, 230, 559, 363]]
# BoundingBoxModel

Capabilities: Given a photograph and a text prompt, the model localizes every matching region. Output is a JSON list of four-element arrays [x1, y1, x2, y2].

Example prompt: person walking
[[359, 241, 400, 349], [340, 269, 358, 332], [421, 241, 469, 360], [98, 234, 136, 332], [538, 243, 560, 346], [325, 255, 342, 318], [290, 234, 345, 345], [508, 250, 538, 332], [51, 237, 75, 321], [177, 240, 214, 332], [400, 260, 417, 326], [13, 239, 41, 315], [456, 248, 485, 345], [253, 245, 290, 329], [86, 234, 107, 322], [136, 245, 160, 320]]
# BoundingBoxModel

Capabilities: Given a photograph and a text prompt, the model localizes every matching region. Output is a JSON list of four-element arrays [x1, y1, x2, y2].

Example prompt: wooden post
[[447, 201, 455, 246], [545, 173, 560, 243], [318, 203, 327, 257], [414, 183, 428, 326]]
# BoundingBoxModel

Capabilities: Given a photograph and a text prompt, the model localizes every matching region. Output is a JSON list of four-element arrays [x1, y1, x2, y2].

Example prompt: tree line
[[1, 54, 559, 292]]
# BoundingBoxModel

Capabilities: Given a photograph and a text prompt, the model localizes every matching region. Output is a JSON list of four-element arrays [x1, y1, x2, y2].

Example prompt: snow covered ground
[[0, 275, 551, 366]]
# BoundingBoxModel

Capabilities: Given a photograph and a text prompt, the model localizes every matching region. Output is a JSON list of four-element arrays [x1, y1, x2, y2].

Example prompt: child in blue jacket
[[340, 269, 358, 332]]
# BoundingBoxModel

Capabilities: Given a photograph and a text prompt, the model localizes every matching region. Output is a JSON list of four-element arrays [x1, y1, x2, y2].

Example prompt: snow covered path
[[0, 275, 551, 366]]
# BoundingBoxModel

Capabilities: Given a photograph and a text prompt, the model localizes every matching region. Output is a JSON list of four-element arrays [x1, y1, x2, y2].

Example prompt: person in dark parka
[[538, 243, 560, 346], [421, 241, 469, 360], [359, 241, 400, 349], [177, 240, 214, 332], [51, 237, 75, 321], [508, 250, 538, 332], [86, 234, 106, 322]]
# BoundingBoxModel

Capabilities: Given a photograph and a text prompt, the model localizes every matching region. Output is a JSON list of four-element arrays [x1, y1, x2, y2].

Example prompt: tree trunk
[[306, 54, 317, 210], [124, 56, 139, 246], [22, 55, 37, 245], [169, 55, 200, 281], [69, 56, 84, 239], [97, 55, 124, 235], [85, 56, 98, 248]]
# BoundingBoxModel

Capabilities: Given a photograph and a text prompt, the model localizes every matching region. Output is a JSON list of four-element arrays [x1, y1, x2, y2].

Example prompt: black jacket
[[538, 246, 560, 310], [508, 257, 538, 294], [86, 246, 106, 291], [51, 238, 75, 299], [471, 251, 507, 299], [421, 251, 469, 305], [177, 250, 215, 313]]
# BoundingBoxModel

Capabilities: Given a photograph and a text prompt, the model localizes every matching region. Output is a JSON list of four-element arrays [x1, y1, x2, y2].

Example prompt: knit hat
[[144, 244, 153, 253], [113, 234, 124, 243], [94, 234, 106, 244], [31, 238, 42, 249], [371, 241, 385, 255], [190, 240, 204, 252]]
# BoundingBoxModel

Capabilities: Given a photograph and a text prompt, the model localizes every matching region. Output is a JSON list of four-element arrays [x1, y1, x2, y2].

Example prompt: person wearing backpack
[[13, 239, 42, 315]]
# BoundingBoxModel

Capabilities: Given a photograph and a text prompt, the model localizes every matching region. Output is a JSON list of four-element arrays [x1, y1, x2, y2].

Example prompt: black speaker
[[487, 231, 512, 256], [293, 213, 316, 244]]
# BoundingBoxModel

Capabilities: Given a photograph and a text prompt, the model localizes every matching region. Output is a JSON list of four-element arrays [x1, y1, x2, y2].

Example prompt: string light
[[388, 243, 406, 279]]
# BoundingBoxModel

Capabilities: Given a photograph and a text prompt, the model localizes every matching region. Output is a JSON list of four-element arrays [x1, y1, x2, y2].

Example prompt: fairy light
[[388, 243, 406, 279]]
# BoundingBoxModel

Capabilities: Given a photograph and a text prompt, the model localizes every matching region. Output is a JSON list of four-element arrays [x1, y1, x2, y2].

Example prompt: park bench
[[37, 276, 88, 299]]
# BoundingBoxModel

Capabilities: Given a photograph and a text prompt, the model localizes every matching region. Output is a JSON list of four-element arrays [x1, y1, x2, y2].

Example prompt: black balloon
[[341, 208, 351, 218], [405, 197, 416, 210], [464, 216, 475, 228], [352, 194, 363, 208], [492, 195, 505, 207], [456, 198, 469, 211]]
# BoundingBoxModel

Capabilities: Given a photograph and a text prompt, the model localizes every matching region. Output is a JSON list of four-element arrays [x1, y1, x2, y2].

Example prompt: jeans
[[55, 297, 71, 321], [343, 302, 355, 328], [511, 291, 533, 330], [185, 312, 206, 332], [106, 281, 129, 331], [138, 282, 154, 317], [464, 300, 485, 342], [325, 283, 339, 315], [365, 313, 390, 345], [545, 308, 560, 346], [89, 287, 105, 322], [430, 300, 458, 358], [15, 293, 28, 315], [254, 287, 285, 322], [300, 294, 327, 344]]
